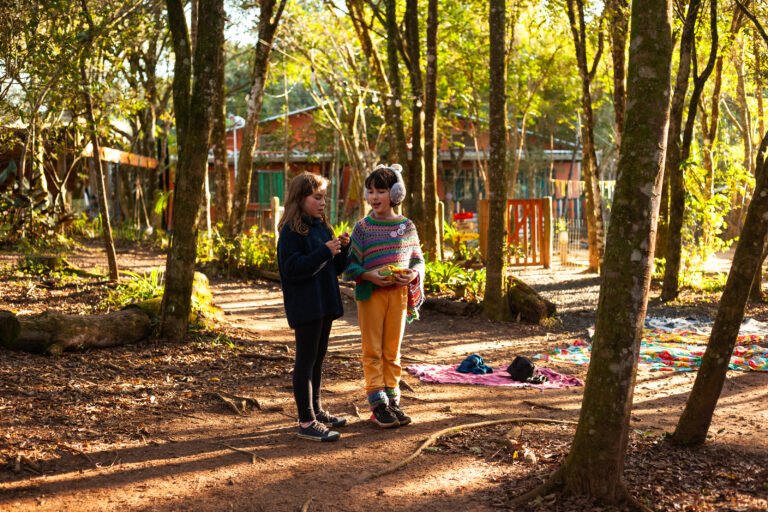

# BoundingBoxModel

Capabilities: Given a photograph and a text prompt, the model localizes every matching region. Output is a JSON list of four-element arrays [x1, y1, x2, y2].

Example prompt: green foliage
[[680, 149, 748, 281], [333, 220, 351, 238], [197, 225, 277, 275], [106, 269, 164, 309], [424, 259, 486, 303]]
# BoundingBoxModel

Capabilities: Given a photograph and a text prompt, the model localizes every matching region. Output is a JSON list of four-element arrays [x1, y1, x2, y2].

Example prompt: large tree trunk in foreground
[[514, 0, 674, 506], [482, 0, 510, 321], [0, 308, 152, 355]]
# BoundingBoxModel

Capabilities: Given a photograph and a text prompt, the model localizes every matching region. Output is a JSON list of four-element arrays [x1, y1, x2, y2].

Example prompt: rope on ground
[[363, 417, 577, 482]]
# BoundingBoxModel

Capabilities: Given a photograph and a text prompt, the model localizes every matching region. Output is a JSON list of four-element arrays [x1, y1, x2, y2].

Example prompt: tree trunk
[[673, 133, 768, 446], [656, 0, 701, 262], [160, 0, 225, 342], [211, 22, 231, 224], [404, 0, 424, 225], [565, 0, 605, 273], [79, 51, 119, 282], [482, 0, 509, 321], [662, 0, 718, 301], [558, 0, 674, 500], [345, 0, 398, 155], [228, 0, 287, 237], [422, 0, 441, 261], [0, 308, 152, 355], [607, 0, 629, 148], [385, 0, 410, 210]]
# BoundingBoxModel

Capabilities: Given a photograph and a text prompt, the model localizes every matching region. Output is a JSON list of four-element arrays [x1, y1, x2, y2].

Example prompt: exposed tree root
[[218, 443, 267, 464], [398, 378, 416, 393], [209, 392, 261, 415], [363, 417, 577, 481], [508, 467, 653, 512], [507, 465, 565, 506], [300, 497, 313, 512]]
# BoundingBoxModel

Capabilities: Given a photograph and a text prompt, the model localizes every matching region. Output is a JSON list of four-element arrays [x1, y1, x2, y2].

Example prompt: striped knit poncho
[[343, 215, 425, 322]]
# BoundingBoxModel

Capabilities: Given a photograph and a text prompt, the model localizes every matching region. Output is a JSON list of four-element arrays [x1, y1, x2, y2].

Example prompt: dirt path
[[0, 246, 766, 511]]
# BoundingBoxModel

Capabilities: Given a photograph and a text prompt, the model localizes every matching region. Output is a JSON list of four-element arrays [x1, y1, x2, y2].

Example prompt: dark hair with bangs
[[365, 167, 401, 206]]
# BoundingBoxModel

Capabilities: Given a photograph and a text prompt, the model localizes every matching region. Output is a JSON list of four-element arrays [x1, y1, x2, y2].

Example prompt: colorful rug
[[405, 364, 583, 388], [535, 328, 768, 372]]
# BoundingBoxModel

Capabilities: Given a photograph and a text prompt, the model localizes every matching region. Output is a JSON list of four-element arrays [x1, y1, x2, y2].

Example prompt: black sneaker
[[370, 403, 400, 428], [388, 404, 412, 426], [315, 410, 348, 428], [297, 421, 341, 442]]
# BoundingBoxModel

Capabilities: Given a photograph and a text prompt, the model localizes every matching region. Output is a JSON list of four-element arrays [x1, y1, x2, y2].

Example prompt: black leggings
[[293, 316, 334, 423]]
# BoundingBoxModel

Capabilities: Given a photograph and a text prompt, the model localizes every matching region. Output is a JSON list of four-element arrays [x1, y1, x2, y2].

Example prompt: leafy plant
[[105, 269, 165, 308]]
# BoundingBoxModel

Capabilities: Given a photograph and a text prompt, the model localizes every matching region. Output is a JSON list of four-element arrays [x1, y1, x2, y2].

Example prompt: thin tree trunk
[[607, 0, 629, 148], [673, 133, 768, 446], [78, 3, 119, 282], [483, 0, 509, 321], [656, 0, 700, 261], [211, 20, 231, 223], [385, 0, 410, 210], [160, 0, 225, 341], [404, 0, 424, 224], [565, 0, 605, 272], [229, 0, 287, 237], [422, 0, 440, 261], [662, 0, 718, 301]]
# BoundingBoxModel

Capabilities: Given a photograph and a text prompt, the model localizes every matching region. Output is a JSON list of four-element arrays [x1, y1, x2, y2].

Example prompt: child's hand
[[325, 238, 342, 255], [364, 269, 394, 287], [338, 232, 350, 247], [394, 269, 417, 286]]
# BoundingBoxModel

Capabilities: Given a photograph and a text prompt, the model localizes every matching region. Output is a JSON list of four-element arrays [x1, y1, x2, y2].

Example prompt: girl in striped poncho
[[343, 164, 425, 428]]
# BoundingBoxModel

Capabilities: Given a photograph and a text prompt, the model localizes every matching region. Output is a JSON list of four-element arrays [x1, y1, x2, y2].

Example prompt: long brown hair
[[278, 172, 333, 236]]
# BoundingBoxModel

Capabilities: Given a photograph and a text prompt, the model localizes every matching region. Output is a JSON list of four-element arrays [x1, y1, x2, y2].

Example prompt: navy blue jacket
[[277, 217, 349, 328]]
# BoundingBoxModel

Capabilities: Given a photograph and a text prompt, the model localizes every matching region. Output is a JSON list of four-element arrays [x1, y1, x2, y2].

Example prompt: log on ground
[[0, 307, 153, 355], [506, 275, 556, 323]]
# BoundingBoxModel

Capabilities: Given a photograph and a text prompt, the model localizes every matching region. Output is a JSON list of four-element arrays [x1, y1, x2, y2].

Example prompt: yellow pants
[[357, 285, 408, 395]]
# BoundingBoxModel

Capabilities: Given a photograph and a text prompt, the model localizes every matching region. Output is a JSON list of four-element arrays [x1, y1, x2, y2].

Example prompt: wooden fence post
[[542, 197, 552, 269]]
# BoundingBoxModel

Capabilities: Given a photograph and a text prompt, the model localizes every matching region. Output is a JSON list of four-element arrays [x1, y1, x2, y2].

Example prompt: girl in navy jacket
[[277, 172, 349, 442]]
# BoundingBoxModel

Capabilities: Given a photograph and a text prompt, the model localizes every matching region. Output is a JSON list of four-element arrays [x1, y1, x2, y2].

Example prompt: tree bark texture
[[562, 0, 673, 500], [673, 134, 768, 446], [385, 0, 410, 211], [662, 0, 718, 301], [161, 0, 225, 342], [565, 0, 605, 272], [211, 21, 231, 224], [422, 0, 441, 261], [656, 0, 701, 261], [404, 0, 424, 224], [229, 0, 286, 237], [607, 0, 629, 148], [0, 309, 152, 355], [482, 0, 510, 321]]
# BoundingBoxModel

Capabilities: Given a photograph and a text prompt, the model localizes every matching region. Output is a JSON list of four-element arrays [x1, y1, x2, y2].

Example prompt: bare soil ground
[[0, 241, 767, 512]]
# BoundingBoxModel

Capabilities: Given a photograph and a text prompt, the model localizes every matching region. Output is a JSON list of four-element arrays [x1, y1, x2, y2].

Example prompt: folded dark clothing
[[457, 353, 494, 374]]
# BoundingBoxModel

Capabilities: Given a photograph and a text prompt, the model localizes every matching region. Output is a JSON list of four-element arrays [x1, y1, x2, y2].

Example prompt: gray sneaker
[[297, 420, 341, 442], [315, 410, 348, 428]]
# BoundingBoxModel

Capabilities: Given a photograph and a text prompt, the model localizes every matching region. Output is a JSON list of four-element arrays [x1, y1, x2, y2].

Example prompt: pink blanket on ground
[[405, 364, 583, 388]]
